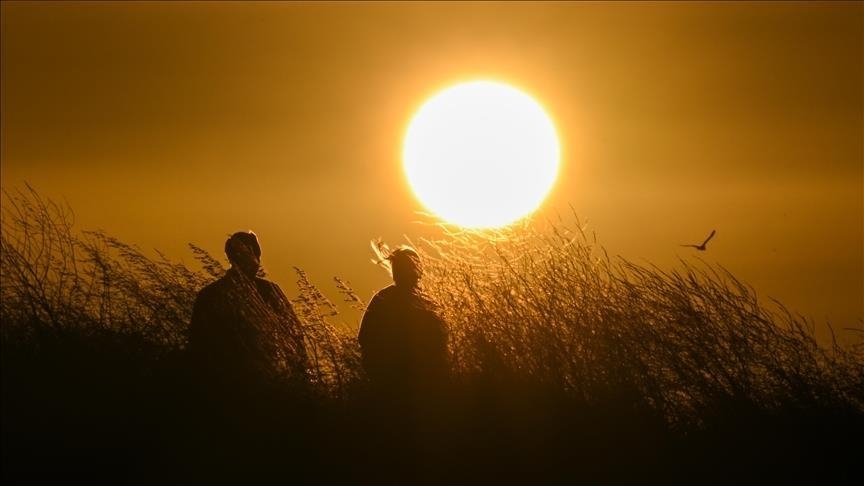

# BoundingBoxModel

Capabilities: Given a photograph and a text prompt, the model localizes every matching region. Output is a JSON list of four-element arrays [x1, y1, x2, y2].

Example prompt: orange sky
[[2, 2, 861, 342]]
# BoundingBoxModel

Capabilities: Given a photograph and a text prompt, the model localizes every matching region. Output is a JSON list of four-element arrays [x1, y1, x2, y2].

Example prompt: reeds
[[2, 185, 862, 481], [0, 185, 360, 395], [414, 217, 863, 426], [3, 185, 861, 414]]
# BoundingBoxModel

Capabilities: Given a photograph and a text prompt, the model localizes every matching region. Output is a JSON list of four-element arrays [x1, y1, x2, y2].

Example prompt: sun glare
[[403, 80, 560, 229]]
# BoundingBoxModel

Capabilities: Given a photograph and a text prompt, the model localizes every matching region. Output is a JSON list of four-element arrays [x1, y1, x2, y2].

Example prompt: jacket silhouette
[[188, 231, 307, 386], [358, 246, 448, 394]]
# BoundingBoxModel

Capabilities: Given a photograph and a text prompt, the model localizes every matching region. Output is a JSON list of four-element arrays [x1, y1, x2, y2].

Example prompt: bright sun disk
[[403, 80, 560, 228]]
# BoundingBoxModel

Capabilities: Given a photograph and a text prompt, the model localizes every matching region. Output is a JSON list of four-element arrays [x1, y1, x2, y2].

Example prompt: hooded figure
[[358, 244, 448, 397]]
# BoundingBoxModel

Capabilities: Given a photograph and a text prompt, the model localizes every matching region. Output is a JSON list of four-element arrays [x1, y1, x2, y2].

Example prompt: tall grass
[[414, 219, 863, 428], [2, 185, 862, 483], [0, 185, 359, 394]]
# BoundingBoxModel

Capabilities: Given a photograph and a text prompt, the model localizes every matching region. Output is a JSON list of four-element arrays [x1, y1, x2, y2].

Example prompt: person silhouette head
[[389, 247, 422, 289], [225, 231, 262, 278]]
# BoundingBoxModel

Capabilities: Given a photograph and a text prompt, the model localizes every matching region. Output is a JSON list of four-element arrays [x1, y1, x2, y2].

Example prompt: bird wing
[[701, 230, 717, 246]]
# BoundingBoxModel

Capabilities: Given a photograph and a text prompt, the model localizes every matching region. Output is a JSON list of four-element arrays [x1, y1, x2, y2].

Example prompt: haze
[[2, 2, 861, 343]]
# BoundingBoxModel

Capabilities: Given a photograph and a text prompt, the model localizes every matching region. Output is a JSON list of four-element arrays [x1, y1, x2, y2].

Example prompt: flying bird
[[681, 230, 716, 251]]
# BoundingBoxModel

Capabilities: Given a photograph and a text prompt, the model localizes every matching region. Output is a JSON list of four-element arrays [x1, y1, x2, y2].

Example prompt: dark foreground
[[2, 333, 861, 485]]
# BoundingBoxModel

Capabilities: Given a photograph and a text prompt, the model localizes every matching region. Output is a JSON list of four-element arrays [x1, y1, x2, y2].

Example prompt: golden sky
[[2, 2, 861, 341]]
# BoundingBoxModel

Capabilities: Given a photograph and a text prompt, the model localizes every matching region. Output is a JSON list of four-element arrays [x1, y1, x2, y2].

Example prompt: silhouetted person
[[188, 231, 307, 390], [358, 244, 449, 400]]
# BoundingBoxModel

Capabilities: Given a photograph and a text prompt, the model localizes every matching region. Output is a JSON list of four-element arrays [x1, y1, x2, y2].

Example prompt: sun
[[403, 80, 560, 229]]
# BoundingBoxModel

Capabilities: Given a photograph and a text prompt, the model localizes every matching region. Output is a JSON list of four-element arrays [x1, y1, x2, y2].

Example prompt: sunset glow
[[403, 81, 560, 228], [2, 3, 861, 482]]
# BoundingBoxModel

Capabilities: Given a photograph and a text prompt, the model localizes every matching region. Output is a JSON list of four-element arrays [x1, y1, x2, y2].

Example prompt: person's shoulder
[[196, 274, 233, 299], [371, 284, 399, 301], [254, 276, 279, 288], [412, 291, 445, 319], [191, 277, 230, 316], [364, 285, 398, 310]]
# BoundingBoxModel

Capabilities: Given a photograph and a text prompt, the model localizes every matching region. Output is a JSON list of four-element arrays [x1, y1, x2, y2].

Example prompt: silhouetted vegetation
[[2, 186, 862, 484]]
